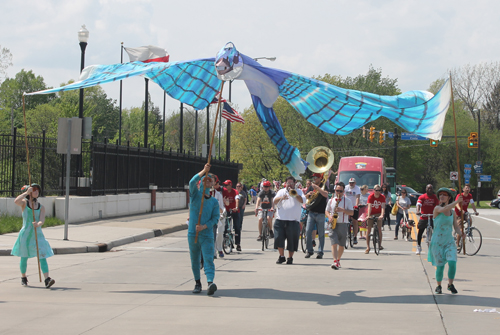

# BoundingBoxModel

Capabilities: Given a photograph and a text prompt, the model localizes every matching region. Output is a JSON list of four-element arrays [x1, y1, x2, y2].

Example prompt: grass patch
[[0, 215, 65, 235]]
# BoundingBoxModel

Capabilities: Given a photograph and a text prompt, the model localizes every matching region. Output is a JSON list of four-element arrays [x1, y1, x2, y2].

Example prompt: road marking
[[476, 216, 500, 226]]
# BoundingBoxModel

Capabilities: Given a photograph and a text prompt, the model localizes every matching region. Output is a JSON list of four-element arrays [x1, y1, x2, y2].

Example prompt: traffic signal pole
[[393, 127, 398, 183]]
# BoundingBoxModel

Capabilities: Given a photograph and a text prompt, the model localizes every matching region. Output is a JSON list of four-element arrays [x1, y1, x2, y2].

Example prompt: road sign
[[401, 133, 427, 140], [450, 171, 458, 181], [464, 168, 471, 176], [387, 132, 394, 139], [474, 166, 483, 174], [476, 161, 483, 167], [479, 175, 491, 182], [464, 164, 472, 168], [465, 177, 470, 184]]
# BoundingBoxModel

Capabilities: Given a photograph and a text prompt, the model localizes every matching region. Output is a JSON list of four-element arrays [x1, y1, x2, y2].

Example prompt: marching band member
[[326, 182, 353, 270]]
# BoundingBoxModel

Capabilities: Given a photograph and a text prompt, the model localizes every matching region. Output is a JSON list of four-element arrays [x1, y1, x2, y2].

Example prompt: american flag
[[211, 92, 227, 104], [221, 101, 245, 124]]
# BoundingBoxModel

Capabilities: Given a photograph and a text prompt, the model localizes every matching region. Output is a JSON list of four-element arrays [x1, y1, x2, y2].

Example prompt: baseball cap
[[312, 173, 323, 178], [223, 180, 232, 186], [349, 178, 356, 183]]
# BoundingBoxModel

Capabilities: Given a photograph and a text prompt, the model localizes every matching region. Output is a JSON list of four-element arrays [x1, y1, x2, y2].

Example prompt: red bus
[[335, 156, 387, 191]]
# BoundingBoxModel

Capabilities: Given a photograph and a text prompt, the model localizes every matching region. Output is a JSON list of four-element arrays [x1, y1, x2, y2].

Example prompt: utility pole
[[393, 127, 398, 183]]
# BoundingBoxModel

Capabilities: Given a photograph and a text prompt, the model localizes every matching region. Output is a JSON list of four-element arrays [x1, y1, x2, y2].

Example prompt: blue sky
[[2, 0, 499, 115]]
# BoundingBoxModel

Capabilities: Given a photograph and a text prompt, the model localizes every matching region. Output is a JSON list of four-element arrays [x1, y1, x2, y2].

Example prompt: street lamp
[[77, 25, 89, 177], [253, 56, 276, 62], [473, 108, 481, 206]]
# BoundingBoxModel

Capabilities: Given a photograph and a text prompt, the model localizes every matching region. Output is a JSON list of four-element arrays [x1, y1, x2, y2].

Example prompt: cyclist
[[416, 184, 439, 255], [365, 184, 385, 254], [222, 180, 241, 251], [344, 177, 361, 245], [454, 184, 479, 229], [428, 188, 463, 294], [255, 180, 275, 241]]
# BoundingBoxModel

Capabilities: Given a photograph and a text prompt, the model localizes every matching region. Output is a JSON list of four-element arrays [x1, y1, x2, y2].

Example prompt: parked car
[[396, 185, 422, 206], [490, 198, 500, 209]]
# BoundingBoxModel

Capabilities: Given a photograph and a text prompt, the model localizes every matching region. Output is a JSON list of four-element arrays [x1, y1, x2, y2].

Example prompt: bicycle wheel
[[264, 225, 270, 250], [373, 228, 379, 255], [426, 226, 433, 248], [345, 225, 350, 249], [223, 235, 232, 254], [349, 224, 354, 248], [262, 225, 268, 251], [300, 225, 307, 253], [464, 227, 482, 256]]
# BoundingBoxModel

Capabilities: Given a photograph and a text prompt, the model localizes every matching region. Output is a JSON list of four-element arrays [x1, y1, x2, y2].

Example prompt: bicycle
[[419, 214, 433, 248], [399, 211, 415, 242], [258, 208, 273, 251], [345, 218, 354, 249], [457, 212, 482, 256], [367, 215, 382, 255], [222, 210, 235, 254], [300, 208, 309, 253]]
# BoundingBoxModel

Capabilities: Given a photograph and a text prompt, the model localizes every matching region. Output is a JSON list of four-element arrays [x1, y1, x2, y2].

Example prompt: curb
[[0, 224, 188, 256]]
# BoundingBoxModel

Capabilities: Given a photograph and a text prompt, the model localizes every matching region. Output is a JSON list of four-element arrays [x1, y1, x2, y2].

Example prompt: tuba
[[305, 146, 334, 208]]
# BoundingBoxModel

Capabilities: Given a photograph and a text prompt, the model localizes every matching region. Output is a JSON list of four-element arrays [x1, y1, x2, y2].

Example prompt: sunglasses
[[374, 189, 381, 192], [335, 189, 344, 193]]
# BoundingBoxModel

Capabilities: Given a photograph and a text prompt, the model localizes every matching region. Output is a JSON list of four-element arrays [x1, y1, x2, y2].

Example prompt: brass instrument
[[330, 197, 341, 230], [305, 146, 334, 207], [289, 188, 298, 197], [276, 187, 298, 209]]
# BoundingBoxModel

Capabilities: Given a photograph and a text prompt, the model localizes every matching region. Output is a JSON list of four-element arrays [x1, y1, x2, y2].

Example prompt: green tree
[[0, 46, 13, 82]]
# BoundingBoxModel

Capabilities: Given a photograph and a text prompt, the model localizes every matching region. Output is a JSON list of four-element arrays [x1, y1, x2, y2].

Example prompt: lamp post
[[77, 25, 89, 178], [473, 108, 481, 205]]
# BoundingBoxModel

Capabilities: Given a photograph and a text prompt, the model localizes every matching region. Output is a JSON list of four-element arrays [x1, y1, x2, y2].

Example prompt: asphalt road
[[1, 209, 499, 334]]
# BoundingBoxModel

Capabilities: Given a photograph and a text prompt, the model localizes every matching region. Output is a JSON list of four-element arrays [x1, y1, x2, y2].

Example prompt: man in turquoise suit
[[188, 163, 220, 296]]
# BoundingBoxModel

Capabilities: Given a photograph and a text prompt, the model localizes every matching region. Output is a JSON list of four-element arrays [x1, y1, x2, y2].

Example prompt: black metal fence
[[0, 130, 242, 197]]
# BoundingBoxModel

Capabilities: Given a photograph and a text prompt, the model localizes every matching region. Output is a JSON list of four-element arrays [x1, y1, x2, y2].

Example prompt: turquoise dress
[[427, 211, 456, 266], [11, 202, 54, 259]]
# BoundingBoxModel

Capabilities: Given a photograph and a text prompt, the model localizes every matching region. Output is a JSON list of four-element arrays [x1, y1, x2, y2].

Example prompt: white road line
[[476, 216, 500, 226]]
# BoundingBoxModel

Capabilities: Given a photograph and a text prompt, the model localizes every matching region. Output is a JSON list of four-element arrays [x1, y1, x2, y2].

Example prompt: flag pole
[[449, 74, 466, 255], [22, 94, 42, 282], [195, 81, 225, 243]]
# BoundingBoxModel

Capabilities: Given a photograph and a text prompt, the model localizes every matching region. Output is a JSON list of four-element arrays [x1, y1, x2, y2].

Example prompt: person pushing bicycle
[[416, 184, 439, 255]]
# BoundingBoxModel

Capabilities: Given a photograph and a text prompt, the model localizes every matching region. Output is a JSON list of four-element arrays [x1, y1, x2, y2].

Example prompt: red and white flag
[[124, 45, 169, 63], [210, 91, 227, 104]]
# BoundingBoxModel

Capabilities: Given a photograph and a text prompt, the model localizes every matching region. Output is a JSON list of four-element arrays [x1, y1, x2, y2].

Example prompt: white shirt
[[275, 188, 306, 221], [214, 190, 225, 212], [325, 196, 353, 224], [344, 184, 361, 205], [359, 193, 369, 206]]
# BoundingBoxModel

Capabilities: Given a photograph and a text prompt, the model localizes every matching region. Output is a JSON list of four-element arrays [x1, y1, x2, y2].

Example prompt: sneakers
[[379, 246, 384, 250], [236, 245, 242, 252], [44, 277, 55, 289], [21, 277, 28, 286], [276, 256, 286, 264], [447, 284, 458, 294], [270, 230, 274, 238], [331, 260, 339, 270], [353, 237, 358, 245], [435, 285, 442, 294], [192, 283, 202, 294], [305, 252, 313, 258], [316, 253, 323, 259], [218, 251, 224, 258], [257, 235, 262, 241], [336, 260, 341, 268], [416, 245, 422, 255], [207, 282, 218, 296], [286, 257, 293, 264], [394, 237, 398, 240]]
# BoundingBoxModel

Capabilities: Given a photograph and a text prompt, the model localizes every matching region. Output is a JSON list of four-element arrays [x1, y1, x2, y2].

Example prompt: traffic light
[[369, 126, 375, 142], [430, 139, 438, 147], [379, 130, 385, 144], [468, 132, 478, 148], [362, 126, 366, 138]]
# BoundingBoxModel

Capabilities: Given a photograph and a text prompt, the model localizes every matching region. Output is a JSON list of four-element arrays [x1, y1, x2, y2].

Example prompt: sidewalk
[[0, 208, 255, 256]]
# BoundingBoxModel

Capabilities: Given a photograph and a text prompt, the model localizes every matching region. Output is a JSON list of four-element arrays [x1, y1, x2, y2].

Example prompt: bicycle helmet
[[263, 181, 271, 187]]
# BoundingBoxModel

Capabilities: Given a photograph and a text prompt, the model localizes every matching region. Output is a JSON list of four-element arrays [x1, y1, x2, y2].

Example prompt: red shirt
[[417, 193, 439, 220], [222, 188, 239, 213], [455, 193, 473, 216], [368, 193, 386, 215]]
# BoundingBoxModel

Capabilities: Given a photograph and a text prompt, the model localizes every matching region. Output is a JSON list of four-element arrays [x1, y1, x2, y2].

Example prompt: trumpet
[[276, 187, 298, 209], [289, 188, 298, 197]]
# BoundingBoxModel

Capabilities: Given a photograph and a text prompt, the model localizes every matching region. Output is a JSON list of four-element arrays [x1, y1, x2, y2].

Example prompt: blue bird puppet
[[27, 42, 451, 179]]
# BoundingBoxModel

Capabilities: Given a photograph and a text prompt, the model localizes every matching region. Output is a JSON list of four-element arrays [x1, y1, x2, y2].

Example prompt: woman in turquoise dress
[[428, 187, 463, 294], [11, 184, 55, 288]]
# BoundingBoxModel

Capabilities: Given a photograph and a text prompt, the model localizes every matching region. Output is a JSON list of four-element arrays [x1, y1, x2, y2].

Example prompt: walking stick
[[195, 81, 225, 243], [22, 94, 42, 282], [449, 75, 466, 255]]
